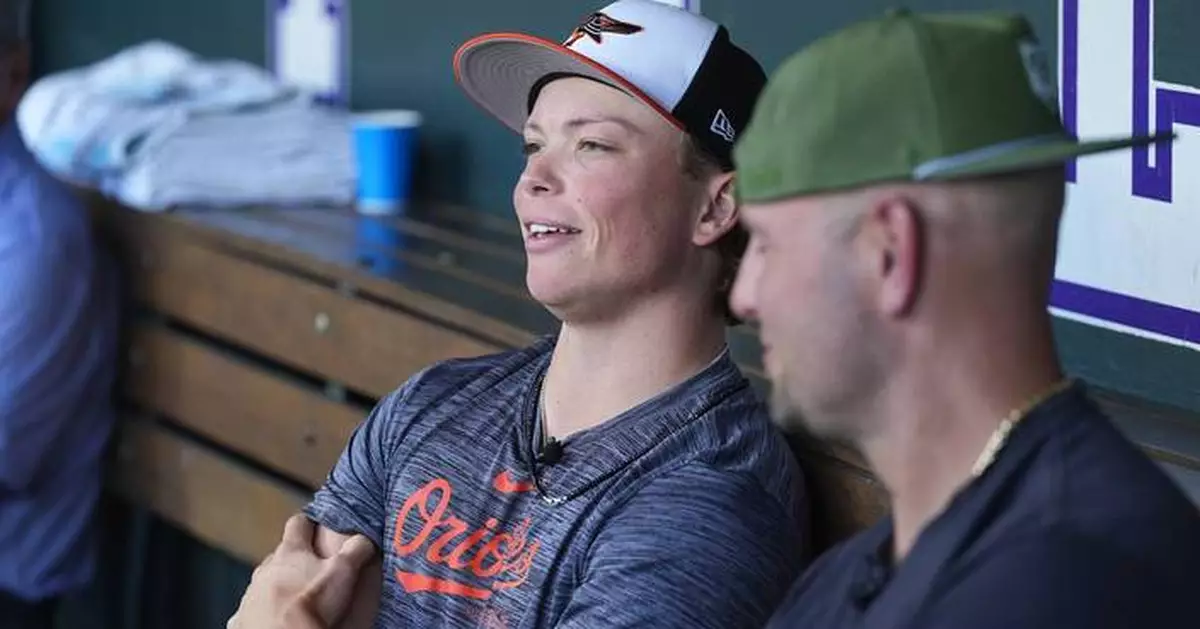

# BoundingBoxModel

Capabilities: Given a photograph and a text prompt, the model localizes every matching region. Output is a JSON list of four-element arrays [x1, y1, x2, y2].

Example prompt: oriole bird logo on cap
[[563, 12, 643, 47]]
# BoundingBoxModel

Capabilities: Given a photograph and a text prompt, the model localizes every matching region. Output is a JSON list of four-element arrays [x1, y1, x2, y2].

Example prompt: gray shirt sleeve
[[304, 384, 411, 549], [554, 463, 806, 629]]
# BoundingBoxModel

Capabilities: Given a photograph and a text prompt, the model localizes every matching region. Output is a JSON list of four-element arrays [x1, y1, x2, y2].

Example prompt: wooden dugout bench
[[90, 196, 1199, 571]]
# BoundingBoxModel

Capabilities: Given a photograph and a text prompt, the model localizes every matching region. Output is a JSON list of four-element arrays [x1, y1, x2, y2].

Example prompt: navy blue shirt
[[767, 382, 1200, 628], [306, 335, 809, 628], [0, 121, 120, 601]]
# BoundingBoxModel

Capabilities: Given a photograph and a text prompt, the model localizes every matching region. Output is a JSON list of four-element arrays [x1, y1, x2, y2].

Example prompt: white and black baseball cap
[[453, 0, 766, 170]]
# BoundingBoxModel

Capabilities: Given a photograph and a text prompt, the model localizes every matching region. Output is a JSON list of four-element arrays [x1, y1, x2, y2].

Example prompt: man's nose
[[729, 256, 759, 322], [518, 153, 561, 198]]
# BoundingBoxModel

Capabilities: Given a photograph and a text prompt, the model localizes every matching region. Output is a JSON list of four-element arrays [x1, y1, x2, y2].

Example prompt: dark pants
[[0, 590, 57, 629]]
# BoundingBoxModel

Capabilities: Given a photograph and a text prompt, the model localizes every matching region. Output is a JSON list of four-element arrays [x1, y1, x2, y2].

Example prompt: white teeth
[[528, 223, 577, 236]]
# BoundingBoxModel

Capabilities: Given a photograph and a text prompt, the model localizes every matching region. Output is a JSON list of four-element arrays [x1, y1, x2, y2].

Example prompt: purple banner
[[1062, 0, 1200, 202], [1053, 0, 1199, 345], [1130, 0, 1200, 202], [1060, 0, 1078, 182], [1052, 282, 1200, 345]]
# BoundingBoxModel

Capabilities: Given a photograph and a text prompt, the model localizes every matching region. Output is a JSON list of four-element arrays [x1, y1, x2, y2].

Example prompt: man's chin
[[768, 388, 839, 440], [528, 283, 627, 325], [529, 291, 599, 325], [526, 280, 571, 308]]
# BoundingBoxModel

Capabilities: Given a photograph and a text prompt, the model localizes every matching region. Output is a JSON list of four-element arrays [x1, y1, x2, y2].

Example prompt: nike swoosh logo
[[492, 470, 535, 494]]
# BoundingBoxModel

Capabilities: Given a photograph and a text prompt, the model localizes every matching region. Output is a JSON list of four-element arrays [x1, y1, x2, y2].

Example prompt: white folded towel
[[15, 40, 355, 211]]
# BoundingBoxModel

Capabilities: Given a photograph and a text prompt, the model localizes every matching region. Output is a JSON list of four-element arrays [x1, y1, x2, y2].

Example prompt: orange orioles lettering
[[392, 476, 542, 600]]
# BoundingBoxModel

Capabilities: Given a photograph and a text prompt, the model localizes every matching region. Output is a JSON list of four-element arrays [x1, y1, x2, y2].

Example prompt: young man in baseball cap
[[229, 2, 808, 628], [730, 9, 1200, 628]]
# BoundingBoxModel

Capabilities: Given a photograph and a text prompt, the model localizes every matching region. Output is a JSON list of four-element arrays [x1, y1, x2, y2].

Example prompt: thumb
[[336, 535, 377, 570], [298, 538, 376, 626]]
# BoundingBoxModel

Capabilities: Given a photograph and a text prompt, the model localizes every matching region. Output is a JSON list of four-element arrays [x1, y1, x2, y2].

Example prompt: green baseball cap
[[735, 9, 1176, 203]]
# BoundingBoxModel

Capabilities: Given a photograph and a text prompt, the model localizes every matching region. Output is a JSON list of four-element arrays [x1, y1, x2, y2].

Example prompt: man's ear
[[859, 192, 924, 318], [693, 171, 739, 247]]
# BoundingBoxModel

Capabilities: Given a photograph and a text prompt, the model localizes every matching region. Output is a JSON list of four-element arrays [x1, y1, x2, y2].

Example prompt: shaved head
[[818, 166, 1066, 323], [732, 166, 1068, 440], [917, 167, 1066, 291]]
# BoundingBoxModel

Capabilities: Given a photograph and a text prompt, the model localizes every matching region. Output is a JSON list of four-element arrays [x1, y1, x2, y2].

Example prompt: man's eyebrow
[[567, 116, 642, 134], [523, 116, 643, 135]]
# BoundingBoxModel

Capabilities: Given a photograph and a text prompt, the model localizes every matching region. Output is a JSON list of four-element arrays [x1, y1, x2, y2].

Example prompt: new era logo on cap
[[711, 109, 735, 142], [453, 0, 768, 170]]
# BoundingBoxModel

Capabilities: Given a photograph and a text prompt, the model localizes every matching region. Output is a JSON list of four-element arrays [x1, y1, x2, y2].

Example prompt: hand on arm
[[314, 525, 384, 629], [283, 384, 419, 628], [227, 515, 377, 629]]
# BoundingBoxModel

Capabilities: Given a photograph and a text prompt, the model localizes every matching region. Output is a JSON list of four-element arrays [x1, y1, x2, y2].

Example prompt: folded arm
[[313, 526, 383, 629], [298, 383, 421, 628], [230, 515, 378, 629]]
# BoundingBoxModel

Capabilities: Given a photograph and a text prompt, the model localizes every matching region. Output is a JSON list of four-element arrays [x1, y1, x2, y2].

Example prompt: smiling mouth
[[525, 222, 581, 239]]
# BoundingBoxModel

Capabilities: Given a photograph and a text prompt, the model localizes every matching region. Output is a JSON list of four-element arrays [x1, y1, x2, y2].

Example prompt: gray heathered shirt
[[305, 334, 809, 628]]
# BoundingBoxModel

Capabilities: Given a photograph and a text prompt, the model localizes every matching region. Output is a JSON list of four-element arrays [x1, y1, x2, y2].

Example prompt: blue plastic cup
[[354, 216, 408, 277], [352, 110, 422, 214]]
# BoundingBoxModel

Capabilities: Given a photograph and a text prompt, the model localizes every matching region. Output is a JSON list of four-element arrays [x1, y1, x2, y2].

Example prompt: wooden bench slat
[[94, 201, 538, 351], [265, 210, 534, 301], [124, 322, 363, 487], [110, 419, 308, 565], [124, 226, 500, 398], [170, 209, 561, 339]]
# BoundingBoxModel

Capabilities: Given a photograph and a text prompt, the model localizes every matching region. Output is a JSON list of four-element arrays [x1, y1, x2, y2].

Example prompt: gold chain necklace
[[969, 378, 1074, 478]]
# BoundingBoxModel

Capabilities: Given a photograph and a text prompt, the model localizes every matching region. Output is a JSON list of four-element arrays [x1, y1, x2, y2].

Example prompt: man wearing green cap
[[730, 9, 1200, 628]]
